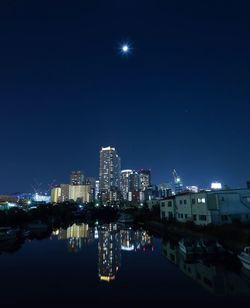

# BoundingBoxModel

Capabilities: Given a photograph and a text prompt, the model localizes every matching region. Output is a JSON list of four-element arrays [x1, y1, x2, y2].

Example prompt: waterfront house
[[160, 188, 250, 225]]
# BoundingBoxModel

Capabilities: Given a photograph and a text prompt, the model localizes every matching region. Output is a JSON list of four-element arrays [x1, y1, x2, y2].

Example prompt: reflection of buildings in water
[[162, 240, 250, 295], [119, 228, 154, 253], [94, 226, 99, 239], [134, 230, 154, 252], [98, 224, 121, 282], [54, 224, 93, 253], [162, 241, 179, 264], [120, 229, 134, 252], [52, 228, 67, 240]]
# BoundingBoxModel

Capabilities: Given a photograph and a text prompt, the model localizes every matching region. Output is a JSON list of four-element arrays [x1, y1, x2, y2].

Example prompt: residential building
[[69, 184, 91, 203], [70, 171, 84, 185], [160, 188, 250, 225], [99, 146, 121, 195], [128, 171, 140, 202], [120, 169, 133, 200], [95, 180, 100, 201], [138, 169, 151, 191], [60, 184, 70, 202], [51, 186, 61, 203]]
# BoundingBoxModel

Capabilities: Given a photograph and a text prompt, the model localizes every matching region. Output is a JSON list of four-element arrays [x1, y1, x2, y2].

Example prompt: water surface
[[0, 223, 250, 307]]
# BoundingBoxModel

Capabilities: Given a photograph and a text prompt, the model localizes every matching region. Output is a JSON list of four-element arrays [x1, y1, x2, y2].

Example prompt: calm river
[[0, 222, 250, 307]]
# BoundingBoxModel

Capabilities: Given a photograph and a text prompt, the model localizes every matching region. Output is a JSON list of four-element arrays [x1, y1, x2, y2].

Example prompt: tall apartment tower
[[99, 146, 121, 193], [120, 170, 133, 200], [138, 169, 151, 191], [70, 171, 84, 186]]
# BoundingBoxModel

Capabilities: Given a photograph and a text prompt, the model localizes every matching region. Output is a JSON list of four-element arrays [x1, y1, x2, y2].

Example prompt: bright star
[[122, 45, 129, 53], [119, 42, 133, 56]]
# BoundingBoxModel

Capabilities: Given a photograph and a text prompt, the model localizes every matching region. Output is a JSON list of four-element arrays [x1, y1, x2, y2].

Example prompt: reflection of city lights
[[121, 245, 135, 251], [100, 276, 115, 283]]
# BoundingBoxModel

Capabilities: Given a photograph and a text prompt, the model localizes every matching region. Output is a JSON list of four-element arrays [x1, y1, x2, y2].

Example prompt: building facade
[[51, 187, 62, 203], [120, 169, 133, 200], [70, 171, 84, 185], [99, 146, 121, 195], [69, 184, 91, 203], [139, 169, 151, 191], [160, 188, 250, 225]]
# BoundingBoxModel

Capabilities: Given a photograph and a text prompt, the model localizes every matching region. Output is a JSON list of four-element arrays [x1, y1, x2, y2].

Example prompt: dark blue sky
[[0, 0, 249, 193]]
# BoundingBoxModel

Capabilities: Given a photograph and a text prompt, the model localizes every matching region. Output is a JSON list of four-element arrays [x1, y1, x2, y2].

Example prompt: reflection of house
[[162, 241, 179, 265], [162, 240, 250, 295], [98, 224, 121, 282], [160, 188, 250, 225]]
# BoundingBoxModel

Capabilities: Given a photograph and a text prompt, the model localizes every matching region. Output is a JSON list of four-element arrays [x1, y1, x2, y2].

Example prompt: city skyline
[[1, 144, 249, 194], [0, 1, 249, 193], [1, 1, 250, 306]]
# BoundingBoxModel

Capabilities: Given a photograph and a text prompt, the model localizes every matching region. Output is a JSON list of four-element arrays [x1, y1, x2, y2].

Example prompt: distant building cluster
[[51, 171, 93, 204], [50, 146, 155, 205], [1, 144, 250, 227]]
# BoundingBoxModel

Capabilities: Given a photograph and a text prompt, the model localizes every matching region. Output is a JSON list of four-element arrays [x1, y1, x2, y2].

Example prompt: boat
[[238, 247, 250, 270]]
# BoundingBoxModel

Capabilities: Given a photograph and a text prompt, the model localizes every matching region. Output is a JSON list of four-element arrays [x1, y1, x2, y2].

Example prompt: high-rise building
[[129, 171, 140, 193], [95, 180, 100, 201], [70, 171, 84, 186], [138, 169, 151, 191], [120, 170, 133, 200], [99, 146, 121, 194], [128, 171, 140, 202], [173, 169, 184, 195], [51, 186, 61, 203]]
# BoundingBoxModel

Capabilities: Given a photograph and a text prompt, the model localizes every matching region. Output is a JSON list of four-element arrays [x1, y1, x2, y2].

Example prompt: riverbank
[[137, 219, 250, 253], [1, 204, 250, 253]]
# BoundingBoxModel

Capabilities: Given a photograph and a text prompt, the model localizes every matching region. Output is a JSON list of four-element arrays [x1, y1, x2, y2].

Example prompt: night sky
[[0, 0, 249, 193]]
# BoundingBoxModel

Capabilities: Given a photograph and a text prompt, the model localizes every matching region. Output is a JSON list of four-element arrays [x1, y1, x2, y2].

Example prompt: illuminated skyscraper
[[99, 146, 121, 194], [70, 171, 84, 185], [120, 169, 133, 200], [138, 169, 151, 191], [95, 180, 100, 201], [129, 171, 140, 192], [173, 169, 184, 194], [128, 171, 141, 202]]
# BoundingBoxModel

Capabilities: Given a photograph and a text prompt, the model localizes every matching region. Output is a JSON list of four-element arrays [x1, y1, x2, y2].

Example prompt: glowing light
[[100, 276, 115, 282], [122, 45, 129, 52], [119, 42, 132, 56], [211, 182, 222, 190]]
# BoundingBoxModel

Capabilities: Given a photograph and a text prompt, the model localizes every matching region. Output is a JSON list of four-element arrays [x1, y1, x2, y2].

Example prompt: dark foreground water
[[0, 222, 250, 307]]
